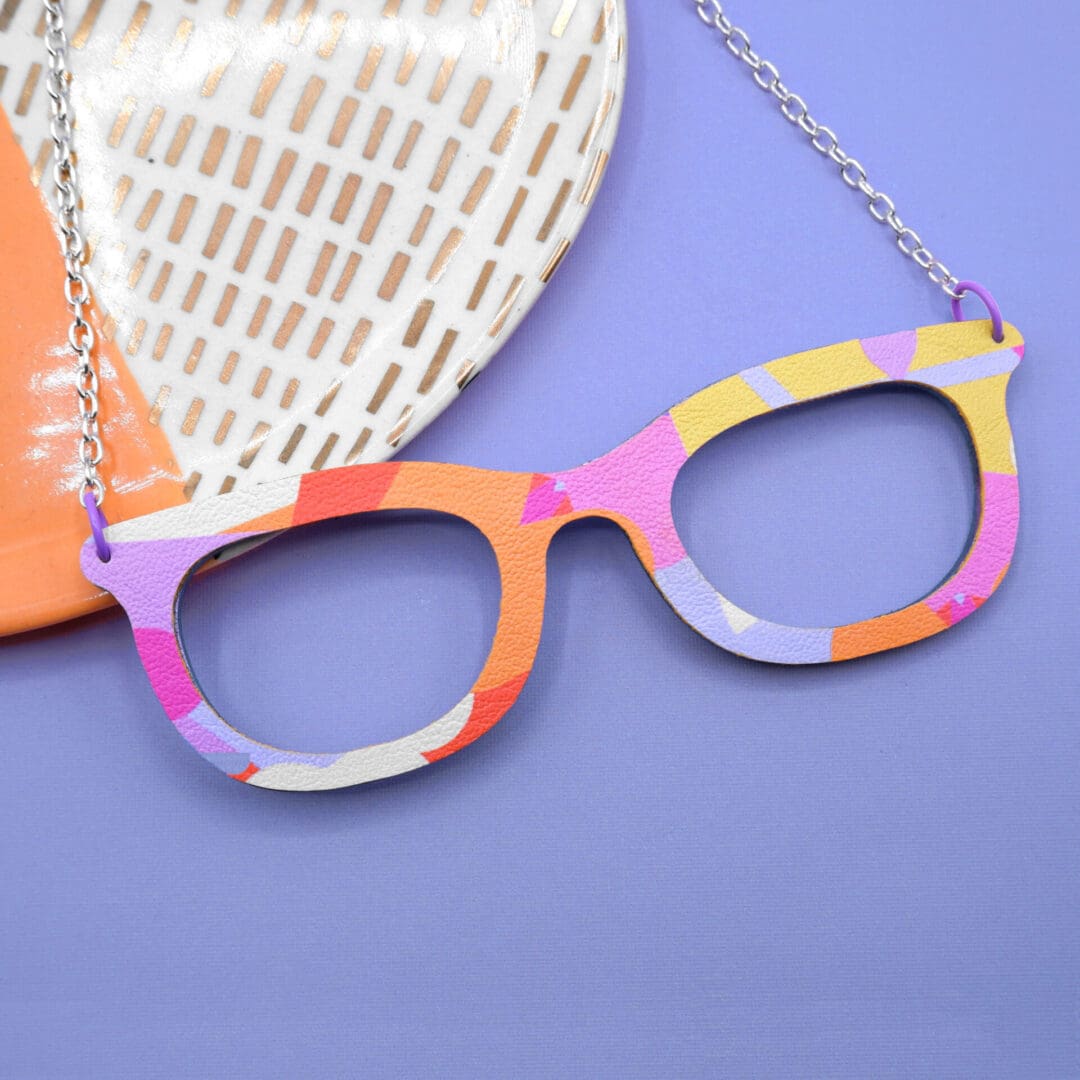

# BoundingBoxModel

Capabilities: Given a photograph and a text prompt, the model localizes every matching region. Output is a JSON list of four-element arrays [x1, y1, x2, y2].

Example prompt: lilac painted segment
[[81, 533, 260, 629], [172, 702, 247, 757], [557, 414, 689, 571], [655, 557, 833, 665], [177, 701, 344, 769], [203, 752, 254, 776], [859, 330, 918, 380], [740, 365, 796, 407], [911, 348, 1020, 389], [243, 744, 345, 770]]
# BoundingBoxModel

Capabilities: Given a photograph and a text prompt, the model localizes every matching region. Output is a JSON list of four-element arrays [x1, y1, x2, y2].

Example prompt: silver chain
[[38, 0, 966, 512], [693, 0, 962, 300], [42, 0, 106, 508]]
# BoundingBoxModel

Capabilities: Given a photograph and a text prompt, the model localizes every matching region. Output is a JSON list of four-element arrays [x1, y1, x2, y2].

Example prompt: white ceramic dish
[[1, 0, 626, 497]]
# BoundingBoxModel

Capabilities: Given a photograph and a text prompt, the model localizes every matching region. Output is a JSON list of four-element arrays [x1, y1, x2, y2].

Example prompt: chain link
[[42, 0, 106, 508], [39, 0, 969, 509], [692, 0, 962, 300]]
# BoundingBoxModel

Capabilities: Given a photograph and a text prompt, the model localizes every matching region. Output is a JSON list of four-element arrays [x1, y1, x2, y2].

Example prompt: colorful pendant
[[83, 319, 1023, 790]]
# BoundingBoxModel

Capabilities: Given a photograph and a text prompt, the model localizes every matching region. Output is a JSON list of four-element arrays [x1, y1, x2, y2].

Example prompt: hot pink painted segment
[[933, 594, 982, 627], [926, 472, 1019, 619], [860, 330, 917, 380], [132, 627, 203, 722], [556, 414, 688, 570], [521, 477, 570, 525]]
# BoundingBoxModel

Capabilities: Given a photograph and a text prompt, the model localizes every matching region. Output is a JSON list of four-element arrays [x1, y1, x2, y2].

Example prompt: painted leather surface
[[0, 0, 625, 634], [84, 320, 1023, 791]]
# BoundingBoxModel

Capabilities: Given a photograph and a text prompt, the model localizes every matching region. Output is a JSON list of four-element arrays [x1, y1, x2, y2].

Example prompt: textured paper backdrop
[[3, 2, 1078, 1077]]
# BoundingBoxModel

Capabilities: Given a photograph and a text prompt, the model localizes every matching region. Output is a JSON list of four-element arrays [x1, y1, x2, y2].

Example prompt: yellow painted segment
[[670, 375, 771, 454], [910, 321, 1023, 370], [764, 340, 884, 400], [938, 373, 1017, 475]]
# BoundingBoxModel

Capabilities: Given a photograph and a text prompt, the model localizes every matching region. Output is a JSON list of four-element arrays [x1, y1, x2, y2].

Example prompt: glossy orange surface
[[0, 108, 185, 636]]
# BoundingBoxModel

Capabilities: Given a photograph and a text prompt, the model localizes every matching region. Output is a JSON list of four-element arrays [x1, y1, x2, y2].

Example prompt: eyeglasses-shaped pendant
[[83, 320, 1023, 791]]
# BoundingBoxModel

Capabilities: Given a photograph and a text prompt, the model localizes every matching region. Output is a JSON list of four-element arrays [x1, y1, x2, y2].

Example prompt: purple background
[[4, 3, 1079, 1076]]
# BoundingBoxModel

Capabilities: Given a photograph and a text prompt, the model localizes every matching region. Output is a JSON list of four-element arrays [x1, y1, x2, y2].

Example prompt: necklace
[[44, 0, 1023, 791]]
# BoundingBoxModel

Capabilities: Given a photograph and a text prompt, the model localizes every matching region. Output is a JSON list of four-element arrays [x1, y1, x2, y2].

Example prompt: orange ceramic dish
[[0, 109, 186, 636], [0, 0, 625, 635]]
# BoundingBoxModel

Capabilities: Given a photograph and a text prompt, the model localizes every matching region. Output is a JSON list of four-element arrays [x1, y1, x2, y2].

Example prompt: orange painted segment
[[378, 461, 547, 694], [831, 602, 948, 662], [381, 462, 536, 536], [477, 537, 549, 692], [0, 107, 185, 637]]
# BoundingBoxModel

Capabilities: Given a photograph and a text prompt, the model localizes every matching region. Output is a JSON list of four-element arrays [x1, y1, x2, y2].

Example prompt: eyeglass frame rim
[[81, 319, 1023, 789]]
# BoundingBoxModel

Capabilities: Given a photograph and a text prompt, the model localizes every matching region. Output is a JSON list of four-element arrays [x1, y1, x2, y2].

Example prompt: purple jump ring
[[950, 280, 1005, 344], [83, 495, 112, 563]]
